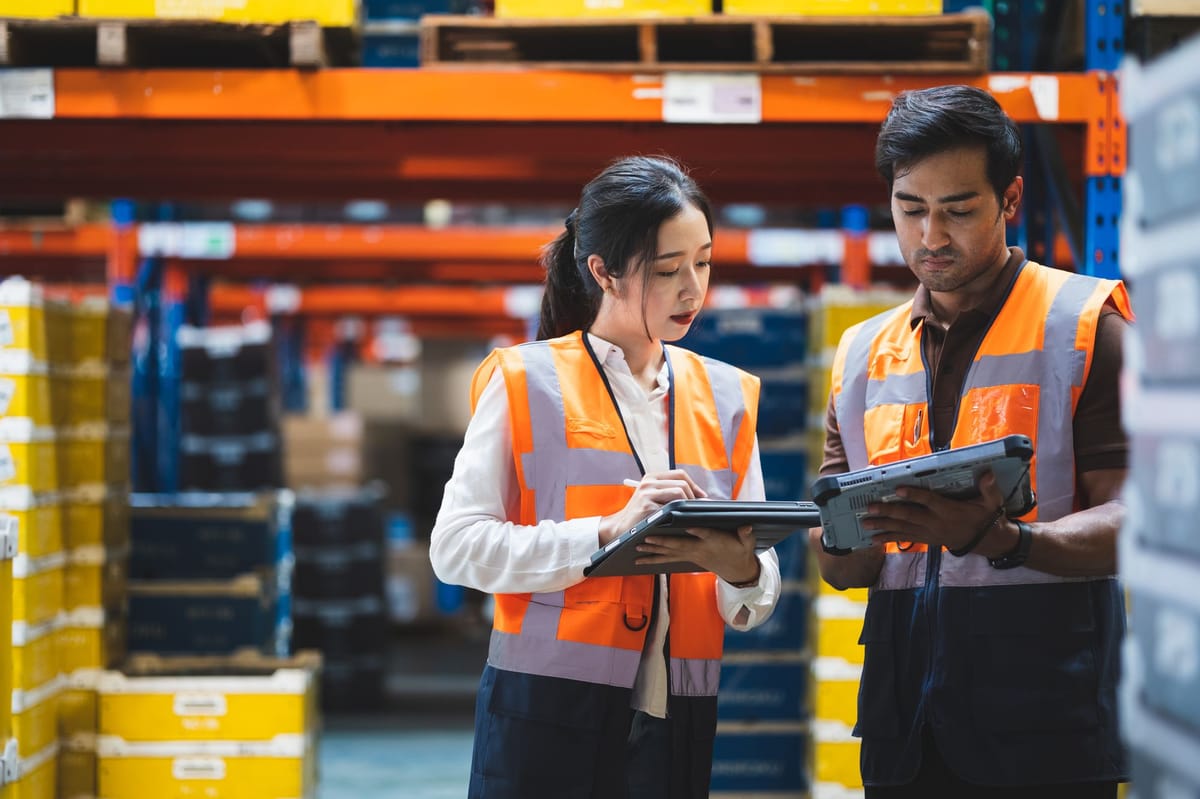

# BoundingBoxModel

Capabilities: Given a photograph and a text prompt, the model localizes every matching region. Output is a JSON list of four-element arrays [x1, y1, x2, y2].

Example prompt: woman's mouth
[[670, 311, 697, 325]]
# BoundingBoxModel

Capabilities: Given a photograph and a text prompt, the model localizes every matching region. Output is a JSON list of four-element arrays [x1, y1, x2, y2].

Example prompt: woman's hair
[[536, 155, 713, 340], [875, 84, 1023, 202]]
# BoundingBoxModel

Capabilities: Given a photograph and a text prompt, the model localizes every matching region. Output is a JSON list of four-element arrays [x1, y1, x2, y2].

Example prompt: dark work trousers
[[467, 665, 716, 799], [865, 727, 1119, 799]]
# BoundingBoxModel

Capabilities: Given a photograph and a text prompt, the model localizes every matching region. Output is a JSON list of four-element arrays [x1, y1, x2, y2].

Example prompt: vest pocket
[[854, 591, 902, 738], [967, 584, 1100, 733]]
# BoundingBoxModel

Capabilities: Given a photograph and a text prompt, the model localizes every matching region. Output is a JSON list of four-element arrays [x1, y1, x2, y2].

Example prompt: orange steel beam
[[209, 284, 521, 317], [53, 70, 1104, 124]]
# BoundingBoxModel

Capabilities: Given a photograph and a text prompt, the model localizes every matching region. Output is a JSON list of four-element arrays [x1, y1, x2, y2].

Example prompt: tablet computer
[[584, 499, 820, 578], [812, 434, 1036, 555]]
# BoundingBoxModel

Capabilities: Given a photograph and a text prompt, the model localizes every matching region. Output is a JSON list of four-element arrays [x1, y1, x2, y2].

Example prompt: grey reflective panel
[[518, 343, 570, 521], [837, 310, 901, 471], [877, 550, 927, 590], [488, 627, 642, 687], [669, 657, 721, 697], [700, 355, 744, 467], [939, 554, 1109, 586], [678, 464, 735, 500], [866, 371, 926, 409]]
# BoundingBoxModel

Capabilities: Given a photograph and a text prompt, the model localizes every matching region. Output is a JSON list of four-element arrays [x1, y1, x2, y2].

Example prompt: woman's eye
[[696, 261, 712, 269], [656, 268, 680, 277]]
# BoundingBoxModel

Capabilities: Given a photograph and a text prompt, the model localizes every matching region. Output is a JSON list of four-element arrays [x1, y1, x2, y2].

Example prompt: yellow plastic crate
[[0, 432, 58, 494], [811, 720, 863, 789], [66, 299, 108, 366], [12, 679, 60, 760], [57, 742, 95, 799], [58, 426, 131, 491], [58, 608, 126, 674], [99, 651, 321, 743], [60, 365, 107, 428], [106, 367, 132, 426], [0, 357, 53, 432], [811, 658, 861, 727], [78, 0, 356, 26], [724, 0, 940, 14], [495, 0, 710, 16], [64, 547, 129, 612], [0, 0, 75, 17], [1, 742, 58, 799], [0, 521, 17, 741], [58, 672, 100, 740], [812, 594, 867, 664], [807, 285, 910, 359], [0, 496, 63, 560], [43, 301, 71, 369], [13, 554, 64, 626], [96, 735, 315, 799], [0, 280, 47, 363], [12, 616, 61, 696], [63, 489, 130, 552]]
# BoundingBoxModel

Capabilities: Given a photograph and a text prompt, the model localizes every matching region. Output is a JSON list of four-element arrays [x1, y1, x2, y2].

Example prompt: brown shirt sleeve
[[1073, 304, 1129, 473], [819, 390, 849, 478]]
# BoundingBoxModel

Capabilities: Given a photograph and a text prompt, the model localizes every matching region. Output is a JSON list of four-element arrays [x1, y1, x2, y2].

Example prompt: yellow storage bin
[[12, 679, 60, 760], [0, 520, 18, 741], [12, 616, 61, 696], [495, 0, 709, 16], [42, 302, 70, 370], [0, 280, 46, 364], [58, 608, 126, 675], [59, 672, 100, 741], [65, 547, 129, 613], [812, 594, 867, 664], [12, 553, 64, 627], [66, 299, 108, 367], [59, 426, 131, 492], [57, 742, 95, 799], [99, 651, 321, 743], [0, 495, 63, 561], [2, 742, 58, 799], [0, 0, 75, 17], [106, 367, 132, 427], [78, 0, 356, 26], [63, 489, 130, 552], [0, 430, 58, 495], [724, 0, 940, 14], [96, 735, 314, 799], [0, 356, 53, 432], [811, 719, 863, 790], [60, 365, 107, 428], [811, 657, 861, 727], [807, 285, 910, 360]]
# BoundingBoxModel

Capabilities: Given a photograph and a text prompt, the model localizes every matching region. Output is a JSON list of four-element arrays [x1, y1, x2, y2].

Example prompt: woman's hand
[[597, 470, 707, 546], [636, 525, 760, 586]]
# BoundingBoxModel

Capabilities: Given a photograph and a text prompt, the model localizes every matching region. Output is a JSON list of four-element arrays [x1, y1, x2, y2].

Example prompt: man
[[809, 85, 1132, 797]]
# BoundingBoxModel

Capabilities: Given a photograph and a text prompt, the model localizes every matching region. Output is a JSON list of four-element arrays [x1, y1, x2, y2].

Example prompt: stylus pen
[[622, 479, 640, 488]]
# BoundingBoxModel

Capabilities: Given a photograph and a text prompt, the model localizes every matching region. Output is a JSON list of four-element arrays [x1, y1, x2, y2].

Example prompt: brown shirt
[[820, 248, 1128, 478]]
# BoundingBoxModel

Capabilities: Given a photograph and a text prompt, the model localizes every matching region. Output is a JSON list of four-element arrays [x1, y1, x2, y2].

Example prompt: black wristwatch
[[988, 520, 1032, 570]]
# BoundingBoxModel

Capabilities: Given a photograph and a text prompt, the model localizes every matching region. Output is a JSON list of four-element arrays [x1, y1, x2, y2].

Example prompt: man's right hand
[[598, 470, 707, 546]]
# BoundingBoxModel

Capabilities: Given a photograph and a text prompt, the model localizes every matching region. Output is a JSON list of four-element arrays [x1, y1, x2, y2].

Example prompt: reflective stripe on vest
[[832, 262, 1131, 590], [471, 331, 760, 693]]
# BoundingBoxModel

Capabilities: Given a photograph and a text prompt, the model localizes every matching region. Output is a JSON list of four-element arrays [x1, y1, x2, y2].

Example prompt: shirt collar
[[909, 246, 1027, 330], [586, 332, 671, 392]]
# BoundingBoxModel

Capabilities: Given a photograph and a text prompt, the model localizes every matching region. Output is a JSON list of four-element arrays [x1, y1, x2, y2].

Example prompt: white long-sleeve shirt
[[430, 334, 781, 717]]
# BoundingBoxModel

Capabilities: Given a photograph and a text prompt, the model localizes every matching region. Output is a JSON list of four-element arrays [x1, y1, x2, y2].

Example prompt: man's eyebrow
[[655, 242, 713, 260], [893, 190, 980, 204]]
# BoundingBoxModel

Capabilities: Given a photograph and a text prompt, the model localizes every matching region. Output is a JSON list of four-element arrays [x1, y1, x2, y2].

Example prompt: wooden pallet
[[0, 16, 358, 68], [420, 10, 990, 74]]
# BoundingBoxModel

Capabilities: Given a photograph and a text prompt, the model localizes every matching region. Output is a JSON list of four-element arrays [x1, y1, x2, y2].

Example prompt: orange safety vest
[[469, 330, 760, 695]]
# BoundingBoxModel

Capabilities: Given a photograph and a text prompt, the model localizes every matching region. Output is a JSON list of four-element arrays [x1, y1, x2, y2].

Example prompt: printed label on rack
[[0, 311, 12, 347], [662, 74, 761, 125], [0, 378, 13, 417], [747, 229, 842, 266], [173, 757, 227, 781], [139, 222, 236, 259], [0, 445, 13, 483], [174, 692, 228, 717], [0, 70, 54, 120]]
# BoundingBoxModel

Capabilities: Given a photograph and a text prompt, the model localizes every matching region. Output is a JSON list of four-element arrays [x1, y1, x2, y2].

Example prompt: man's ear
[[1001, 176, 1023, 221]]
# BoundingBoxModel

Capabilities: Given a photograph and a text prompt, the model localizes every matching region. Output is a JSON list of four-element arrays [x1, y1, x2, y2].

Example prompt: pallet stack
[[679, 303, 812, 797], [1119, 37, 1200, 799]]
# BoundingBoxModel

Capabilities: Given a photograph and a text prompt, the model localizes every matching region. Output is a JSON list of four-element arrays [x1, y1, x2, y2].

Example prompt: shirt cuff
[[566, 516, 605, 573]]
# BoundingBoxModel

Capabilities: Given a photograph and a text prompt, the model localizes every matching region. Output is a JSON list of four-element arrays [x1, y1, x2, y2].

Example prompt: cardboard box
[[385, 542, 438, 625], [282, 414, 365, 489]]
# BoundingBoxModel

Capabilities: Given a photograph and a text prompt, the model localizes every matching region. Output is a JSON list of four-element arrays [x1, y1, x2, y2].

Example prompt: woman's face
[[607, 203, 712, 343]]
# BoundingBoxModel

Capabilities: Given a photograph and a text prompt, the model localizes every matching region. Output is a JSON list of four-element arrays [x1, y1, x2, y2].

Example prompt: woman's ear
[[587, 254, 613, 293]]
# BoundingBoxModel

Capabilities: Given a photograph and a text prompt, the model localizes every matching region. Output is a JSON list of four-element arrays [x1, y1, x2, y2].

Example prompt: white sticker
[[138, 222, 236, 259], [0, 378, 13, 416], [0, 70, 54, 120], [0, 446, 13, 483], [747, 229, 843, 267], [663, 73, 761, 125], [173, 692, 228, 717], [265, 284, 302, 315], [0, 311, 12, 347], [1029, 75, 1059, 122], [172, 757, 226, 781]]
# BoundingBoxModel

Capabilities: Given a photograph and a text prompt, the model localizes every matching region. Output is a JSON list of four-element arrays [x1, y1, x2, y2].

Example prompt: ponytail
[[536, 216, 600, 340]]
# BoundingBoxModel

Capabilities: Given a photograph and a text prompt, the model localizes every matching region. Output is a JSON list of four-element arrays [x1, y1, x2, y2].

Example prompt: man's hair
[[875, 85, 1023, 200]]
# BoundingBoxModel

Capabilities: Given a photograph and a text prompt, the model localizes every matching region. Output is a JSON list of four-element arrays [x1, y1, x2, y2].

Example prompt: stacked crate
[[1118, 39, 1200, 799], [290, 493, 388, 713], [679, 304, 811, 797], [92, 651, 321, 799], [804, 284, 910, 799], [493, 0, 710, 17], [74, 0, 355, 26], [177, 322, 282, 493]]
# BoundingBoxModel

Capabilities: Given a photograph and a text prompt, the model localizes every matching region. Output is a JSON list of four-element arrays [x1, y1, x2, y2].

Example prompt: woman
[[430, 155, 781, 799]]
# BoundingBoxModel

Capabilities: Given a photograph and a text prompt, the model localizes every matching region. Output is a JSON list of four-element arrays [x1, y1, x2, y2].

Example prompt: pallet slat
[[419, 10, 991, 74]]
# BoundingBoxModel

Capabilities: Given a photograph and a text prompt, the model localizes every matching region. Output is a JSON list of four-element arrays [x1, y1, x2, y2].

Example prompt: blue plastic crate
[[724, 586, 808, 653], [758, 375, 808, 439], [770, 532, 808, 582], [710, 723, 809, 793], [717, 655, 809, 722], [363, 0, 453, 20], [362, 32, 421, 67], [680, 309, 807, 370], [760, 449, 808, 501], [128, 574, 277, 655]]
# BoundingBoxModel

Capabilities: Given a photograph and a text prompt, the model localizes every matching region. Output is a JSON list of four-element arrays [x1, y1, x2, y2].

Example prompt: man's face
[[891, 145, 1020, 296]]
